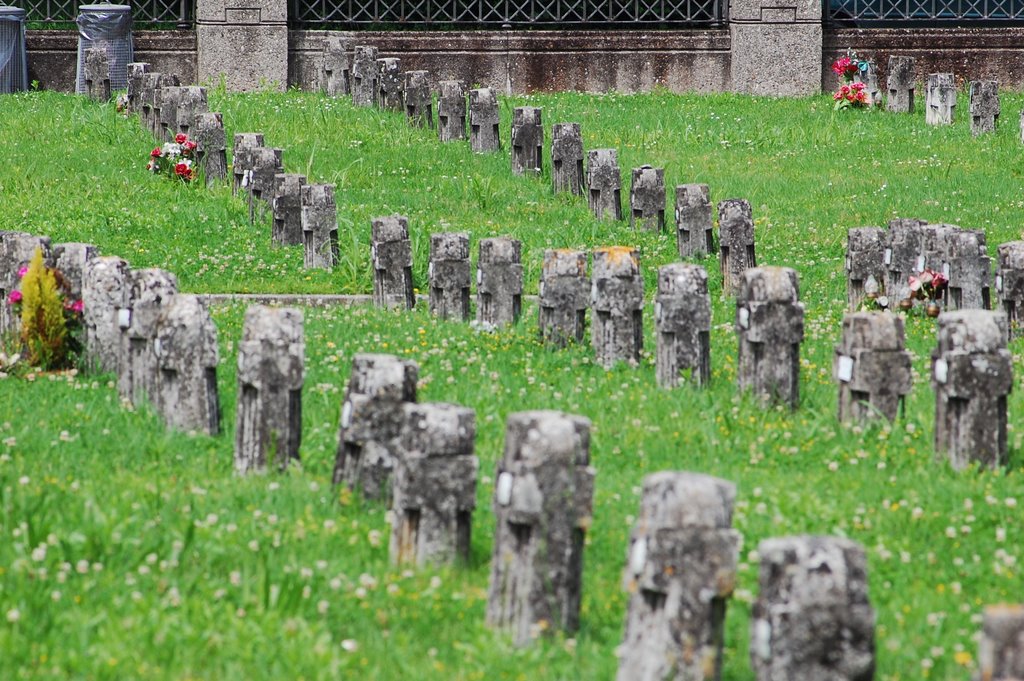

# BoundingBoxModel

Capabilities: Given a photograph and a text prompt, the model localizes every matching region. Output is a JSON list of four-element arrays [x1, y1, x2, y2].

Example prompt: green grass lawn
[[1, 87, 1023, 680]]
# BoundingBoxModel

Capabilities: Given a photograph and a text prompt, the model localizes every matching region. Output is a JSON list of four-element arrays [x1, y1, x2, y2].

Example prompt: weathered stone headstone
[[617, 472, 739, 681], [174, 86, 208, 138], [629, 165, 666, 232], [390, 402, 477, 566], [846, 227, 887, 310], [834, 312, 912, 423], [551, 123, 584, 196], [321, 35, 351, 96], [920, 223, 955, 273], [885, 217, 927, 301], [591, 246, 643, 368], [51, 242, 98, 302], [232, 132, 265, 196], [926, 73, 956, 126], [486, 410, 594, 645], [675, 183, 713, 258], [154, 294, 220, 435], [969, 80, 1000, 135], [538, 249, 589, 347], [82, 255, 131, 374], [736, 267, 804, 408], [718, 198, 756, 297], [117, 268, 179, 407], [477, 237, 523, 328], [375, 58, 403, 112], [860, 59, 882, 106], [140, 73, 179, 138], [301, 184, 340, 270], [271, 173, 307, 247], [234, 305, 304, 474], [247, 146, 284, 223], [126, 62, 150, 112], [975, 604, 1024, 681], [751, 536, 876, 681], [469, 87, 500, 153], [193, 112, 228, 186], [428, 232, 471, 320], [351, 45, 378, 107], [403, 70, 433, 128], [655, 263, 711, 388], [370, 214, 415, 309], [511, 107, 543, 176], [333, 353, 418, 500], [586, 149, 622, 221], [156, 85, 184, 141], [436, 80, 467, 142], [0, 234, 52, 338], [933, 310, 1012, 470], [996, 241, 1024, 336], [83, 46, 110, 102], [944, 229, 991, 310], [886, 55, 915, 113]]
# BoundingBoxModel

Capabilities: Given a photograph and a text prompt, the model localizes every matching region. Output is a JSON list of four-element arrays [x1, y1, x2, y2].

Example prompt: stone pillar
[[351, 45, 378, 107], [234, 305, 304, 474], [834, 312, 912, 423], [551, 122, 584, 196], [846, 227, 887, 310], [996, 241, 1024, 336], [403, 70, 433, 128], [718, 198, 756, 297], [83, 46, 110, 102], [751, 536, 875, 681], [469, 87, 500, 153], [322, 35, 350, 96], [0, 233, 51, 339], [371, 215, 415, 310], [887, 56, 915, 113], [539, 249, 589, 347], [117, 268, 179, 408], [976, 604, 1024, 681], [736, 267, 804, 408], [486, 410, 594, 645], [437, 80, 467, 142], [196, 0, 287, 91], [194, 112, 228, 187], [591, 246, 643, 368], [428, 232, 471, 320], [730, 0, 821, 96], [969, 80, 1000, 135], [52, 242, 99, 301], [232, 132, 265, 196], [154, 294, 221, 435], [926, 73, 956, 126], [884, 217, 927, 302], [933, 310, 1012, 470], [82, 255, 131, 374], [126, 62, 150, 112], [944, 229, 991, 310], [511, 106, 543, 176], [175, 86, 208, 138], [587, 149, 622, 221], [301, 184, 340, 270], [376, 58, 403, 112], [476, 237, 523, 328], [333, 353, 418, 500], [629, 165, 666, 232], [655, 263, 711, 388], [617, 472, 739, 681], [675, 183, 713, 258], [157, 86, 184, 141], [247, 146, 284, 223], [390, 402, 477, 566], [271, 173, 306, 247]]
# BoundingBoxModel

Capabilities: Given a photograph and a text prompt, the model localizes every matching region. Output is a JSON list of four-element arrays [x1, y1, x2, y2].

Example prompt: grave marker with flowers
[[147, 133, 199, 183], [831, 52, 872, 110]]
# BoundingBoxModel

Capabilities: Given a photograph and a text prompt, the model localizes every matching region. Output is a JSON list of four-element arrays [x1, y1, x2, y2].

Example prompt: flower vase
[[925, 302, 941, 318]]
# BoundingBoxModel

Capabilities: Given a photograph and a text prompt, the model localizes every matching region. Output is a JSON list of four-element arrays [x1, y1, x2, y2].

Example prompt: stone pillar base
[[196, 0, 287, 91], [730, 22, 821, 95]]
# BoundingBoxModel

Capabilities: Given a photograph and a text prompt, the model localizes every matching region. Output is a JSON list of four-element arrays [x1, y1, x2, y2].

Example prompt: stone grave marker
[[370, 214, 415, 309], [884, 217, 927, 302], [271, 173, 307, 247], [333, 353, 418, 500], [736, 267, 804, 408], [969, 80, 1000, 135], [234, 305, 304, 474], [232, 132, 265, 196], [477, 237, 523, 328], [403, 70, 433, 128], [718, 198, 756, 297], [617, 472, 739, 681], [996, 241, 1024, 336], [920, 223, 955, 273], [376, 58, 403, 111], [247, 146, 284, 223], [469, 87, 500, 153], [486, 410, 594, 645], [511, 107, 544, 175], [591, 246, 643, 368], [390, 402, 477, 566], [154, 294, 220, 435], [551, 122, 584, 196], [83, 46, 110, 102], [428, 232, 471, 320], [140, 73, 179, 138], [193, 112, 228, 186], [975, 604, 1024, 681], [437, 80, 467, 142], [538, 249, 589, 347], [117, 268, 178, 408], [302, 184, 340, 270], [944, 229, 991, 310], [52, 242, 98, 302], [82, 255, 131, 374], [322, 35, 350, 96], [860, 59, 882, 106], [586, 149, 622, 221], [751, 536, 876, 681], [846, 227, 887, 310], [926, 73, 956, 126], [0, 233, 52, 338], [675, 183, 713, 258], [886, 55, 915, 113], [655, 263, 711, 388], [834, 312, 912, 423], [933, 310, 1012, 470], [126, 62, 150, 112], [351, 45, 378, 107], [157, 85, 184, 141], [629, 165, 666, 232], [174, 86, 208, 138]]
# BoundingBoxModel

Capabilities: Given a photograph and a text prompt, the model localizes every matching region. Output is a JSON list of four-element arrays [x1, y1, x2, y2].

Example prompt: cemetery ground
[[1, 87, 1024, 680]]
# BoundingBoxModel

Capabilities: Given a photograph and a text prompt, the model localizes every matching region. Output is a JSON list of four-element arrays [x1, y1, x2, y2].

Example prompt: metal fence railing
[[827, 0, 1024, 23], [17, 0, 194, 28]]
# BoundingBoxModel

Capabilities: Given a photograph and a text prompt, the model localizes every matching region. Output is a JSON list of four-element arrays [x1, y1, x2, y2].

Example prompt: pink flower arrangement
[[909, 268, 948, 302], [832, 55, 861, 79], [7, 290, 22, 305], [833, 82, 869, 109]]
